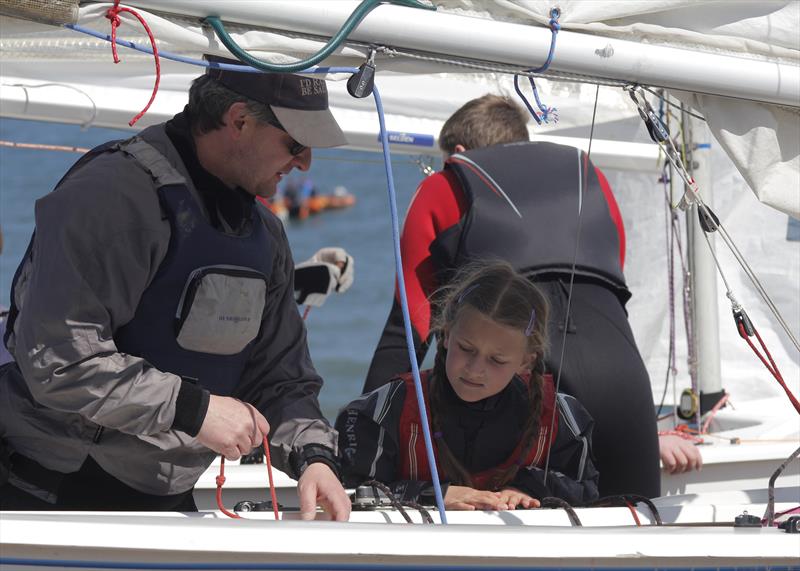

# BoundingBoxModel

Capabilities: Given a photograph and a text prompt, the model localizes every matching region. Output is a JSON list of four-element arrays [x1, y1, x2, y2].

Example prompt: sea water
[[0, 118, 435, 420]]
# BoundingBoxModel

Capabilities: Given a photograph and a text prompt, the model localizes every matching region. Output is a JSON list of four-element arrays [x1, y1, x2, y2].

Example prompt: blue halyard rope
[[514, 7, 561, 125], [371, 84, 448, 523], [64, 21, 449, 523]]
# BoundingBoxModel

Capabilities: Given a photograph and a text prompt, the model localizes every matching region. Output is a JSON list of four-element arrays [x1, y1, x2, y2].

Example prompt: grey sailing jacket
[[0, 123, 337, 496]]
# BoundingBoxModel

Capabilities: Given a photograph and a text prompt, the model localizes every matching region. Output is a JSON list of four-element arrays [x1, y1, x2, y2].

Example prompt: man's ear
[[224, 102, 249, 137], [454, 144, 466, 153]]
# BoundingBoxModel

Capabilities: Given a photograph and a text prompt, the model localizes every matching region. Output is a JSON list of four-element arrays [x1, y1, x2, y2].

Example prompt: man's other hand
[[297, 462, 351, 521]]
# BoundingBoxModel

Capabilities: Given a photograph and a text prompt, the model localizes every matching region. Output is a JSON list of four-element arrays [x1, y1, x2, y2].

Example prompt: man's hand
[[659, 434, 703, 474], [297, 462, 351, 521], [197, 395, 269, 461], [294, 247, 354, 307], [444, 485, 512, 511]]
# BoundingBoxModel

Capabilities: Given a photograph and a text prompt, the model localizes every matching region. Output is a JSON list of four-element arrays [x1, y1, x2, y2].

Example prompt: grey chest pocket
[[175, 266, 267, 355]]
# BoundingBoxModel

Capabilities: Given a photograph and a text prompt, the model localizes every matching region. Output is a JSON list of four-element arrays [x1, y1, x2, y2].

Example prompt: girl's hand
[[497, 487, 540, 510], [444, 485, 509, 511]]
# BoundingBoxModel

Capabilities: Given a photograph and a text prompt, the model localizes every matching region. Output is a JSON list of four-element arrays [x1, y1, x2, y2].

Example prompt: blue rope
[[514, 7, 561, 124], [372, 84, 448, 523], [65, 24, 354, 75], [63, 21, 449, 523]]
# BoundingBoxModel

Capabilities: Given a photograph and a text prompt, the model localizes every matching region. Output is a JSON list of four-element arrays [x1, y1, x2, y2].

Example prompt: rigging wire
[[542, 83, 601, 485], [679, 109, 703, 432], [628, 86, 800, 374]]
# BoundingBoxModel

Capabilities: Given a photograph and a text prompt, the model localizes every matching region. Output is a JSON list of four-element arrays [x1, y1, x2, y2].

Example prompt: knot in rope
[[514, 6, 561, 125], [548, 7, 561, 31], [104, 0, 161, 127], [104, 1, 123, 64]]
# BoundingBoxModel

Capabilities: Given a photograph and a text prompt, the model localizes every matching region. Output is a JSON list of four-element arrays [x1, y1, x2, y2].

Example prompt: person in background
[[338, 261, 599, 509], [0, 57, 350, 519], [294, 247, 354, 308], [364, 94, 700, 499]]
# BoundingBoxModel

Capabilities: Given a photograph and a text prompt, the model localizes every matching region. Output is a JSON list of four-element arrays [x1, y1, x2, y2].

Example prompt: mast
[[683, 111, 723, 421]]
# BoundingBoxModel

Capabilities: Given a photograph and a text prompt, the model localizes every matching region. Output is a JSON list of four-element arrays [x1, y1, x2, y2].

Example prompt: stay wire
[[651, 97, 800, 354], [543, 83, 600, 485]]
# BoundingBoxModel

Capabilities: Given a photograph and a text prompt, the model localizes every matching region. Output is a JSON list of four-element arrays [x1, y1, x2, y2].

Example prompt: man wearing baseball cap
[[0, 57, 350, 520]]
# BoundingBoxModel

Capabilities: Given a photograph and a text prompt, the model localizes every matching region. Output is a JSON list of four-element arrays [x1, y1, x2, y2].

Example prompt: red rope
[[215, 457, 241, 519], [262, 436, 280, 520], [737, 321, 800, 414], [624, 500, 642, 526], [105, 0, 161, 126], [216, 435, 280, 520], [658, 427, 703, 443], [700, 393, 729, 434]]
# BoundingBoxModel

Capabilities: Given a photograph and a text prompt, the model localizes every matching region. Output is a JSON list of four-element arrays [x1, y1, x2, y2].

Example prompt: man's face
[[234, 117, 311, 199]]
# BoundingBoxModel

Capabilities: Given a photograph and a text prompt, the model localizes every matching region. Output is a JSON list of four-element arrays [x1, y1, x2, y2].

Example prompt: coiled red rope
[[105, 0, 161, 126]]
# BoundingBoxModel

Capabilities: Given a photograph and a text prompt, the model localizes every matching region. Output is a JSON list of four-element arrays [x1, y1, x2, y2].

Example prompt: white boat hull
[[2, 487, 798, 570]]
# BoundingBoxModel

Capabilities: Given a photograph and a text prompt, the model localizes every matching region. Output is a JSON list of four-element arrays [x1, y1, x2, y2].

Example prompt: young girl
[[336, 261, 599, 510]]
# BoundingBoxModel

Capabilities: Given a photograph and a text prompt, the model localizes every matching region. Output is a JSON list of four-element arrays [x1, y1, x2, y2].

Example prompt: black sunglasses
[[267, 119, 307, 156]]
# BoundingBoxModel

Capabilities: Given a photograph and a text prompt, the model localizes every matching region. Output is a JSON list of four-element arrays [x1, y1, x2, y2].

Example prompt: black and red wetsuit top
[[364, 141, 627, 393], [397, 370, 557, 489], [336, 368, 599, 505]]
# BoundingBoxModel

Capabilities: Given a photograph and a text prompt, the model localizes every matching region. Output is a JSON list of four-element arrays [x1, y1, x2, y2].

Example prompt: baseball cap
[[205, 55, 347, 148]]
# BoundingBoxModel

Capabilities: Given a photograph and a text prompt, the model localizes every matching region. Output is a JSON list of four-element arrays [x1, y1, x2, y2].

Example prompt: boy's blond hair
[[438, 94, 529, 155]]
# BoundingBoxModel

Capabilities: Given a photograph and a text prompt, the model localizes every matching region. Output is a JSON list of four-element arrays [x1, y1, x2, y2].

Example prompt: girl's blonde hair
[[428, 259, 549, 490]]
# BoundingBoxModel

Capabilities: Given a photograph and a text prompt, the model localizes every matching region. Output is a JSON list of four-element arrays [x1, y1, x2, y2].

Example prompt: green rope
[[205, 0, 435, 73]]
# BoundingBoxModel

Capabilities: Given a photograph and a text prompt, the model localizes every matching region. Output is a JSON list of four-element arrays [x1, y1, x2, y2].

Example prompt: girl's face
[[443, 306, 535, 402]]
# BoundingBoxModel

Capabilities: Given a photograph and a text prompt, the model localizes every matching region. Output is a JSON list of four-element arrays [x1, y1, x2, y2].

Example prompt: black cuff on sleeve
[[171, 378, 210, 437], [289, 444, 341, 480]]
